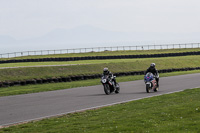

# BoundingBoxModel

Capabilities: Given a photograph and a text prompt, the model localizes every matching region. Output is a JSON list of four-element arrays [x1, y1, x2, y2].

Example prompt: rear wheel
[[146, 84, 150, 93], [115, 83, 120, 94], [104, 84, 111, 95], [154, 86, 158, 92]]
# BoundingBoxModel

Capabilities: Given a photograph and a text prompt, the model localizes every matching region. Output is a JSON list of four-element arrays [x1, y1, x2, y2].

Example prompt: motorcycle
[[144, 72, 159, 93], [101, 75, 120, 95]]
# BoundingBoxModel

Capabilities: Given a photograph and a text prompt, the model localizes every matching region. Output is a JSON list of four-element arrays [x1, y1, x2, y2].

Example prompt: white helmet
[[103, 67, 109, 74], [150, 63, 155, 68]]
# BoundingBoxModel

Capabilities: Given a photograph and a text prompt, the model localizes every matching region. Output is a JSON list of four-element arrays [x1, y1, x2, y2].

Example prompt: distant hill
[[0, 35, 16, 45], [27, 25, 141, 44], [1, 25, 200, 53]]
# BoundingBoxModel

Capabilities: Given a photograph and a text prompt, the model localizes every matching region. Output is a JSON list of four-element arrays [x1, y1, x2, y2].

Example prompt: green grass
[[1, 87, 200, 132], [1, 48, 200, 60], [0, 70, 200, 97], [1, 55, 200, 82], [1, 48, 200, 132], [0, 54, 200, 68]]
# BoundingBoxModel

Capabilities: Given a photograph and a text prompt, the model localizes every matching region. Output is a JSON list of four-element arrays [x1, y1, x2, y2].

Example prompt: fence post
[[2, 43, 199, 58]]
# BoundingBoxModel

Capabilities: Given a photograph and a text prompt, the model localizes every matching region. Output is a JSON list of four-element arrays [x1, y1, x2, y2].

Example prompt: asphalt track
[[1, 73, 200, 127]]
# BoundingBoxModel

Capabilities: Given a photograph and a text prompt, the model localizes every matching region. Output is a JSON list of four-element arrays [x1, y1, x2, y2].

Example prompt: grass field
[[0, 55, 200, 82], [1, 87, 199, 132], [0, 54, 200, 68], [1, 48, 200, 132], [1, 48, 200, 60], [0, 70, 200, 97]]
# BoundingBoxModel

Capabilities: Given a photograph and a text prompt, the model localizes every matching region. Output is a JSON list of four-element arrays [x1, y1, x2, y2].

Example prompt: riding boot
[[113, 79, 117, 85]]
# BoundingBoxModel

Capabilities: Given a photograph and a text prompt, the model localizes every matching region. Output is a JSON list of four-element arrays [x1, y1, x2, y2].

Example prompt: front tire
[[146, 84, 150, 93], [104, 84, 111, 95]]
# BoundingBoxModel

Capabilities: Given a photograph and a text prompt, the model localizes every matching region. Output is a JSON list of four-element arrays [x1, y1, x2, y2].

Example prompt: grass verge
[[0, 54, 200, 68], [1, 55, 200, 82], [0, 70, 200, 97], [1, 87, 200, 132]]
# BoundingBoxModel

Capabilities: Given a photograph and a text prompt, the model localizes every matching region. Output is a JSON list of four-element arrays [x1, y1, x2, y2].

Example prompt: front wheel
[[104, 84, 111, 95], [146, 84, 150, 93], [115, 83, 120, 94]]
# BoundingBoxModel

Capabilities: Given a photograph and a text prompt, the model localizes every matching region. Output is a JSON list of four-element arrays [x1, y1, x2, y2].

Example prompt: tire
[[154, 86, 158, 92], [146, 84, 150, 93], [115, 83, 120, 94], [104, 84, 111, 95]]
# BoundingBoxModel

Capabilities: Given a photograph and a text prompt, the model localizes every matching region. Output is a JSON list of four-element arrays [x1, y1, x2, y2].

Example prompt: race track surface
[[0, 73, 200, 126]]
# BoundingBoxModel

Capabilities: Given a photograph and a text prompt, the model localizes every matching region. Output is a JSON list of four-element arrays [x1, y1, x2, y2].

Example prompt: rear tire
[[115, 83, 120, 94], [154, 86, 158, 92], [104, 84, 111, 95], [146, 84, 150, 93]]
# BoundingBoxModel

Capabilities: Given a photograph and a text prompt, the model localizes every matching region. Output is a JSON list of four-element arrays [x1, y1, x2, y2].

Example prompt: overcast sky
[[1, 0, 200, 40]]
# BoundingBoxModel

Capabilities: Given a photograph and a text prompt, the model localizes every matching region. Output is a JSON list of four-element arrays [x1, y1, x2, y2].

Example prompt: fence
[[1, 43, 200, 58]]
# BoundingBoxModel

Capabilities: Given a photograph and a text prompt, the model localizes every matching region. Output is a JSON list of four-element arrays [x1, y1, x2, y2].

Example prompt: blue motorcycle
[[144, 72, 159, 93]]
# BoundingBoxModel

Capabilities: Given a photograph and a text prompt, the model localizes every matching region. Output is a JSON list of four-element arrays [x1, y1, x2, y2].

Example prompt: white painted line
[[0, 63, 92, 69]]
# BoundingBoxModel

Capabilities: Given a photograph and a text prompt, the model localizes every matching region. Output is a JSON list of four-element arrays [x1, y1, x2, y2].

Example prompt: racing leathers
[[103, 71, 117, 86]]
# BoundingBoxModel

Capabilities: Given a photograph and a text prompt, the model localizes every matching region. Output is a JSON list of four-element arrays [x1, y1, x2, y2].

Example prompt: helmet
[[150, 63, 155, 68], [103, 67, 109, 74]]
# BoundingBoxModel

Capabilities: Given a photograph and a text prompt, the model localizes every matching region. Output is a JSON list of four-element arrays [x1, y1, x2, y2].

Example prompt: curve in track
[[0, 73, 200, 126]]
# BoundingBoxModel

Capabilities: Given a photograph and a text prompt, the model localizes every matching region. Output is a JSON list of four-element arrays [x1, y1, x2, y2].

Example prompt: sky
[[0, 0, 200, 53]]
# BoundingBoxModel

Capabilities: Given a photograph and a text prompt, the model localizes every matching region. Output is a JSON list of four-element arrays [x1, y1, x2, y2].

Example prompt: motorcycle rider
[[145, 63, 159, 87], [103, 67, 117, 86]]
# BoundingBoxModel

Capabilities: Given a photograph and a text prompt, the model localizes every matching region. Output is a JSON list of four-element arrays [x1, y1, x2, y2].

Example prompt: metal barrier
[[1, 43, 200, 58]]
